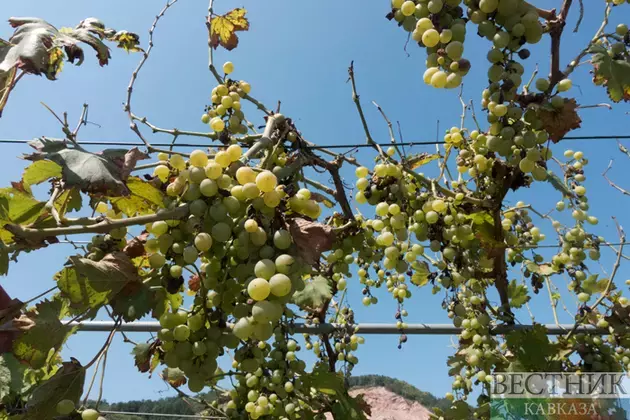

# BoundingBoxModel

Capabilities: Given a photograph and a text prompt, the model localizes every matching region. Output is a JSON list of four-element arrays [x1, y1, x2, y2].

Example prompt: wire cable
[[99, 410, 224, 419], [0, 134, 629, 150]]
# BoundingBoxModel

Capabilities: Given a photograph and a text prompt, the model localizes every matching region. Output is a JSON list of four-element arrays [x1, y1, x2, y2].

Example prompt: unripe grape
[[401, 0, 416, 16], [215, 151, 231, 167], [244, 219, 259, 233], [248, 278, 271, 301], [269, 273, 292, 297], [535, 78, 550, 92], [256, 170, 277, 192], [153, 165, 170, 182], [211, 117, 225, 132], [190, 150, 208, 168], [149, 253, 166, 268], [194, 233, 213, 252], [81, 409, 100, 420], [557, 78, 572, 92], [616, 23, 628, 36], [430, 71, 448, 88], [56, 399, 75, 415], [578, 292, 591, 302], [223, 61, 234, 74], [273, 229, 292, 250], [422, 29, 440, 47]]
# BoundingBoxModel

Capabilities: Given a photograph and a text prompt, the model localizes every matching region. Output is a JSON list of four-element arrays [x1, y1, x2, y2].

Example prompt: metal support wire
[[99, 410, 223, 419], [0, 321, 607, 335]]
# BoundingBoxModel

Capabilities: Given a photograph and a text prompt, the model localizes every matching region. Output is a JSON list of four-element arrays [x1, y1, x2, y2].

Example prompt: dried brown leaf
[[123, 231, 149, 258], [287, 217, 336, 265], [538, 99, 582, 143]]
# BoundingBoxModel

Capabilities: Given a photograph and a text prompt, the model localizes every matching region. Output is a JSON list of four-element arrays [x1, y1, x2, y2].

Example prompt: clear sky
[[2, 0, 630, 405]]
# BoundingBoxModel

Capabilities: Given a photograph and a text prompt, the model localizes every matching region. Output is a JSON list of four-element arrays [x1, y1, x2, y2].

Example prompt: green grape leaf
[[590, 44, 630, 102], [0, 353, 25, 400], [546, 171, 573, 197], [167, 291, 183, 311], [308, 367, 368, 420], [207, 8, 250, 51], [0, 188, 46, 236], [22, 160, 62, 186], [505, 325, 553, 371], [447, 353, 465, 376], [110, 177, 164, 216], [12, 299, 75, 369], [57, 252, 139, 315], [465, 211, 494, 225], [24, 141, 148, 197], [0, 241, 8, 275], [445, 400, 472, 419], [507, 279, 530, 309], [25, 359, 85, 420], [162, 367, 186, 387], [55, 187, 82, 216], [110, 282, 153, 322], [292, 276, 332, 309]]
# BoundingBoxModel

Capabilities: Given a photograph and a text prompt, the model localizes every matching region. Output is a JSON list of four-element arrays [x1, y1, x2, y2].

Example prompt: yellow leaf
[[405, 153, 440, 170], [208, 8, 249, 51]]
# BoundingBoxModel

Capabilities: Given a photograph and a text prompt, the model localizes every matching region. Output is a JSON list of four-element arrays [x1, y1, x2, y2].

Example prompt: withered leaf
[[538, 99, 582, 143], [287, 217, 336, 265]]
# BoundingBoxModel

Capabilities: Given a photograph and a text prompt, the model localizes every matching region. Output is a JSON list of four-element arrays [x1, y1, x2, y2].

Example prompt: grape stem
[[6, 205, 189, 242], [603, 160, 630, 196], [548, 0, 574, 87]]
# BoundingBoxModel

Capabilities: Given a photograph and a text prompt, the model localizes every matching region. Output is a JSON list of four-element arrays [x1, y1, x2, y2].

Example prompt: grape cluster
[[200, 62, 252, 135]]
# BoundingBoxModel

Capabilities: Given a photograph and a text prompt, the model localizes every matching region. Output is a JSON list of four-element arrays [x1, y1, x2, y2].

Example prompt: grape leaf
[[24, 141, 148, 197], [110, 282, 153, 322], [309, 369, 368, 420], [25, 359, 85, 420], [507, 279, 530, 309], [0, 17, 141, 116], [525, 262, 556, 276], [292, 276, 332, 308], [22, 160, 62, 186], [546, 171, 573, 197], [590, 44, 630, 102], [0, 242, 8, 275], [0, 188, 46, 236], [538, 98, 582, 143], [57, 252, 139, 316], [505, 325, 553, 371], [207, 8, 249, 51], [310, 192, 334, 209], [287, 218, 336, 265], [0, 353, 25, 400], [405, 152, 440, 169], [465, 211, 494, 225], [110, 177, 164, 216], [132, 342, 154, 373], [12, 299, 75, 369], [55, 187, 82, 216]]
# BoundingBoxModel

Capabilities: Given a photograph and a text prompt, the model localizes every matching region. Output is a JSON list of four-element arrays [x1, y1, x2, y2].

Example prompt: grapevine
[[0, 1, 630, 420]]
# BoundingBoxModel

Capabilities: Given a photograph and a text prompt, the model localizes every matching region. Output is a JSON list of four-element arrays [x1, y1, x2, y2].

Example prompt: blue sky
[[2, 0, 630, 405]]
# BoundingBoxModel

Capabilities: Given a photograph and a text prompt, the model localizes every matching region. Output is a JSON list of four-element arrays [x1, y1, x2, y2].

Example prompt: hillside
[[90, 375, 450, 419]]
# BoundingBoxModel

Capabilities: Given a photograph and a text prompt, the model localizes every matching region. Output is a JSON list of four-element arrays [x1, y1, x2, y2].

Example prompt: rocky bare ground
[[325, 386, 434, 420]]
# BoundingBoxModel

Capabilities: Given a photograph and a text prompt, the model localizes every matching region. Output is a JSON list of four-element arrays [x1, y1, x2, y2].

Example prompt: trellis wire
[[0, 134, 629, 149], [0, 321, 606, 336], [98, 410, 223, 419]]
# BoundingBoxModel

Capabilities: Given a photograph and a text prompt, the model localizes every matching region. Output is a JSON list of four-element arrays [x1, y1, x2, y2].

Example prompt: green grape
[[56, 399, 75, 415], [578, 292, 591, 302], [479, 0, 499, 13], [273, 229, 292, 249], [401, 0, 415, 16], [275, 254, 294, 274], [445, 41, 463, 60], [269, 273, 292, 297], [616, 23, 628, 36], [153, 165, 170, 182], [188, 376, 205, 393], [195, 232, 213, 252], [192, 341, 207, 356], [355, 166, 368, 177], [183, 246, 198, 264], [199, 179, 218, 197], [211, 223, 232, 242], [248, 278, 271, 301], [149, 253, 166, 268], [174, 324, 191, 341], [557, 78, 572, 92], [233, 317, 253, 340], [252, 321, 273, 340], [81, 409, 100, 420], [422, 29, 440, 47], [188, 314, 204, 332], [190, 150, 209, 168], [256, 170, 277, 192], [244, 219, 259, 233], [255, 259, 276, 279]]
